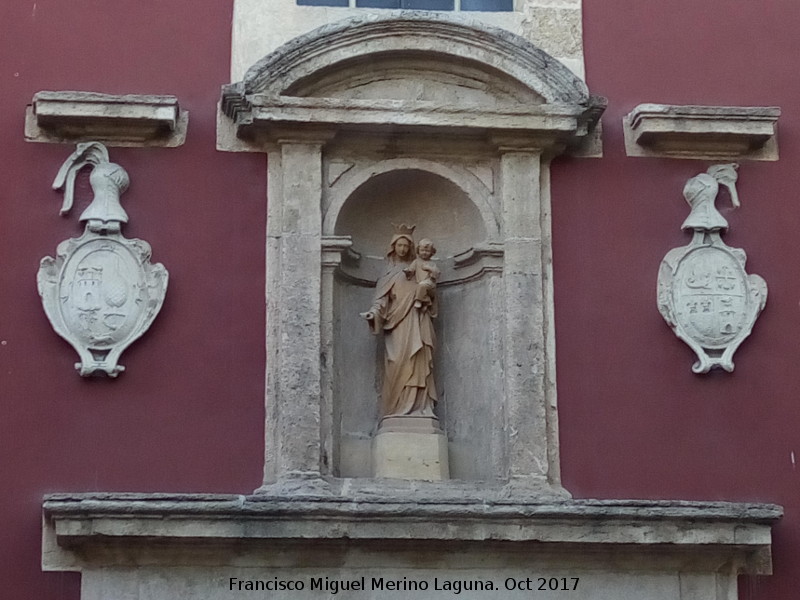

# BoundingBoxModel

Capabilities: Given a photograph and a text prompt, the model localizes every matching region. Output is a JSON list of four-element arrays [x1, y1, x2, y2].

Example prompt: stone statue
[[362, 225, 439, 423], [657, 164, 767, 373]]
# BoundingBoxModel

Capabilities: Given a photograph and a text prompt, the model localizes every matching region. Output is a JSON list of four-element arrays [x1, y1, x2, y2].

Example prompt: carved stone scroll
[[657, 164, 767, 373], [37, 142, 168, 377]]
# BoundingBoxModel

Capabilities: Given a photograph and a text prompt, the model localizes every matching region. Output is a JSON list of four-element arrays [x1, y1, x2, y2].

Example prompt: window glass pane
[[356, 0, 401, 7], [298, 0, 348, 5], [461, 0, 512, 11], [402, 0, 454, 9]]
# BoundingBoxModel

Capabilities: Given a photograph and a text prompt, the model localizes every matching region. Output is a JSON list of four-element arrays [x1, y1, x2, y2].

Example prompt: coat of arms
[[37, 143, 168, 376], [657, 164, 767, 373]]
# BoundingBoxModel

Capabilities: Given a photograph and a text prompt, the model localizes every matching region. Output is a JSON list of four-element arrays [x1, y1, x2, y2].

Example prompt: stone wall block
[[280, 143, 323, 235], [503, 238, 544, 275], [522, 7, 583, 59], [503, 269, 547, 480], [276, 235, 322, 474], [500, 154, 542, 240]]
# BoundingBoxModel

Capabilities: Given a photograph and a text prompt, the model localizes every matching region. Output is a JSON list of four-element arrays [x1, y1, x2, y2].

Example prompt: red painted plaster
[[0, 1, 265, 597]]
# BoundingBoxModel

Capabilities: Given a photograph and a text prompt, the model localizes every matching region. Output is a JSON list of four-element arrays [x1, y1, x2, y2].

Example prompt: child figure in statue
[[404, 238, 440, 311]]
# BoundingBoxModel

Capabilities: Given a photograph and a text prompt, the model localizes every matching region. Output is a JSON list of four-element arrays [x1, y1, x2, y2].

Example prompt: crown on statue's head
[[391, 223, 416, 236]]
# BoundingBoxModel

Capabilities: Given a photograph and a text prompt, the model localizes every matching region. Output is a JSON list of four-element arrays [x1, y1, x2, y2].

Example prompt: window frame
[[297, 0, 514, 12]]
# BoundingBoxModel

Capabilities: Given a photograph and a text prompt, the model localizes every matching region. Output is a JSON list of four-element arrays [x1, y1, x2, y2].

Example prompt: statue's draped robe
[[369, 263, 437, 418]]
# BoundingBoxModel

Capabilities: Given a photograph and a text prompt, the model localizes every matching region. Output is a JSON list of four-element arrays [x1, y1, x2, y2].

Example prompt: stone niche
[[42, 13, 780, 600], [216, 14, 607, 494], [332, 165, 497, 479]]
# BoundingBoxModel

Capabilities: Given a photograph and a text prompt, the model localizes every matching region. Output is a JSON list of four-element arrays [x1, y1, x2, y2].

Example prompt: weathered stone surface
[[26, 91, 188, 147], [219, 15, 604, 153], [522, 6, 583, 58], [41, 492, 780, 599], [624, 104, 780, 161], [42, 493, 780, 588], [42, 492, 781, 547], [218, 16, 606, 491]]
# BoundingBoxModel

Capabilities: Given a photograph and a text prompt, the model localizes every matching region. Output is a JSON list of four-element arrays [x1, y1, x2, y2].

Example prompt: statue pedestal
[[372, 416, 449, 480]]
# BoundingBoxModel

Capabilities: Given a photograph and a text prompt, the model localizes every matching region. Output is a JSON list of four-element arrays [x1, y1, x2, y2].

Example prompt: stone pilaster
[[262, 140, 327, 486], [498, 147, 550, 488], [320, 236, 353, 477]]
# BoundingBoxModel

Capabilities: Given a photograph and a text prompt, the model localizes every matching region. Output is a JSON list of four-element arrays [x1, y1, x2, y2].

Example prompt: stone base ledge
[[43, 490, 780, 575]]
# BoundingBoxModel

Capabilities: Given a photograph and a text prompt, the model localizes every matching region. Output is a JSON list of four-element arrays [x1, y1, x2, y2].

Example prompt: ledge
[[623, 104, 780, 161], [43, 490, 780, 575], [25, 91, 188, 147]]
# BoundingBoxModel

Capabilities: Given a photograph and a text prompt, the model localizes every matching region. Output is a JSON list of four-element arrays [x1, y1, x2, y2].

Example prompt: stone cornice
[[25, 91, 188, 147], [43, 491, 779, 574], [623, 104, 780, 161], [220, 93, 606, 150]]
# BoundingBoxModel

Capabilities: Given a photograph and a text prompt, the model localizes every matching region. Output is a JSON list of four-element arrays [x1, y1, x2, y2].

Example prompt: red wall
[[556, 1, 800, 598], [1, 0, 798, 598], [0, 1, 266, 597]]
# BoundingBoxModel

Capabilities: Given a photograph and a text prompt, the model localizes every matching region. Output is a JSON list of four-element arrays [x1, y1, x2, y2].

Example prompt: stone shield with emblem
[[37, 142, 168, 377], [657, 164, 766, 373]]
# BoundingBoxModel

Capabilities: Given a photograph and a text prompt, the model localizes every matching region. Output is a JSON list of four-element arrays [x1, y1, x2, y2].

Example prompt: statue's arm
[[361, 294, 387, 334]]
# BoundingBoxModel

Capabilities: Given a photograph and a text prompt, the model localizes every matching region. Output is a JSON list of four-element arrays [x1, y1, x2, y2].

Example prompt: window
[[297, 0, 513, 11]]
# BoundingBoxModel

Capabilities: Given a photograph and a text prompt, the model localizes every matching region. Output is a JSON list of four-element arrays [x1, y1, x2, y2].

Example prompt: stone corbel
[[624, 104, 780, 161], [26, 91, 188, 147]]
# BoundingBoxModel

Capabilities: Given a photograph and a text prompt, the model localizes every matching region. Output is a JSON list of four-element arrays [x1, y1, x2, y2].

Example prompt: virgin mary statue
[[362, 225, 438, 425]]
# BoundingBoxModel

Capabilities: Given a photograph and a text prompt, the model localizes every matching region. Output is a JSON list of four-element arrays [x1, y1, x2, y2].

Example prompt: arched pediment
[[238, 14, 588, 105], [219, 14, 604, 152]]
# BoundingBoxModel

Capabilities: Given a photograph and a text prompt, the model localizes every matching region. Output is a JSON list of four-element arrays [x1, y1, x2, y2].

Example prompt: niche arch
[[324, 158, 499, 244]]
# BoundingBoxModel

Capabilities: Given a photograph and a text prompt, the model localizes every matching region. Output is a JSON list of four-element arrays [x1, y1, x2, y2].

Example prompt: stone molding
[[219, 15, 605, 154], [235, 15, 588, 103], [623, 104, 780, 161], [25, 91, 188, 147], [43, 492, 779, 574], [336, 242, 504, 287]]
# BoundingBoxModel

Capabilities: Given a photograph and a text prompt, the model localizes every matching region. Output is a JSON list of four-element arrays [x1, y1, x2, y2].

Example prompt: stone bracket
[[26, 91, 188, 147], [623, 104, 780, 161]]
